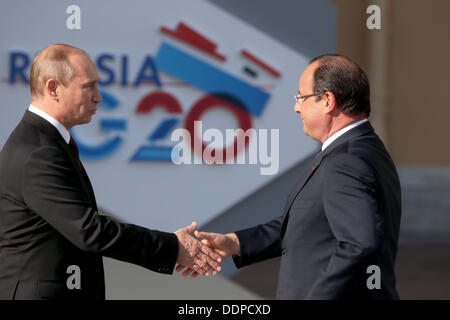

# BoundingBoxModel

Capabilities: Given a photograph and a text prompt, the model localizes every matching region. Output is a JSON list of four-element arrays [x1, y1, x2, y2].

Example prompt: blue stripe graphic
[[100, 118, 127, 132], [149, 118, 179, 141], [155, 42, 270, 116], [131, 146, 173, 162]]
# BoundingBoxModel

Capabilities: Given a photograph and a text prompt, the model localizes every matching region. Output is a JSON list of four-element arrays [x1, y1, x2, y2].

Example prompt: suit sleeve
[[306, 153, 382, 299], [21, 145, 178, 274], [232, 216, 283, 268]]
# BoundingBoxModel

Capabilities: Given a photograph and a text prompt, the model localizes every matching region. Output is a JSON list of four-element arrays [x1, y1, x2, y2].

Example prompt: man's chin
[[79, 115, 93, 125]]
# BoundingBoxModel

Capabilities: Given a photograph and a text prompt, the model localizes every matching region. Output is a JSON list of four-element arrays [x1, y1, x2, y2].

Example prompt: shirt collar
[[28, 104, 71, 144], [321, 118, 368, 151]]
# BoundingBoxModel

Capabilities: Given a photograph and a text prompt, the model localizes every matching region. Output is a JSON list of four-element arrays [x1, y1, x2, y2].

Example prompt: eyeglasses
[[294, 92, 325, 104]]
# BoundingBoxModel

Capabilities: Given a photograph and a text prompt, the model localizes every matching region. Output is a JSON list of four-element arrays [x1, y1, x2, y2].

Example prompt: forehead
[[299, 61, 319, 92], [69, 53, 99, 81]]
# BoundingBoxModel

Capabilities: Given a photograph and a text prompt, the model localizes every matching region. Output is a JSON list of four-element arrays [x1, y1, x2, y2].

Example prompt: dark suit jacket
[[233, 121, 401, 299], [0, 110, 179, 300]]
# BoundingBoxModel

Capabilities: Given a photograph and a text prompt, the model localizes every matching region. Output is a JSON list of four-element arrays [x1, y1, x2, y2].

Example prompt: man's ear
[[323, 91, 337, 114], [46, 79, 60, 101]]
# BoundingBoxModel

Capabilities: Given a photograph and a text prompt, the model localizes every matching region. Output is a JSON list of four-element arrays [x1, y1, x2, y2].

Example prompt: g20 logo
[[71, 28, 280, 163]]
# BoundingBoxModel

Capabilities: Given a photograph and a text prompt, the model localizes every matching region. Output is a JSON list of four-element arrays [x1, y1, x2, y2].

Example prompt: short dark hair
[[309, 54, 370, 117]]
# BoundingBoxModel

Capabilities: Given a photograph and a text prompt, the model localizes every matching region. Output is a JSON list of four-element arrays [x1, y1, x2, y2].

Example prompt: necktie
[[68, 137, 82, 168]]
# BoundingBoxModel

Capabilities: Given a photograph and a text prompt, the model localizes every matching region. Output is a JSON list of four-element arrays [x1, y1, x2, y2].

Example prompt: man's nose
[[93, 87, 102, 104], [294, 102, 301, 114]]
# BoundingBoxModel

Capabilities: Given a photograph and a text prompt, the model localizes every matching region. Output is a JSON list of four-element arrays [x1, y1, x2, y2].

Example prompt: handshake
[[174, 222, 240, 278]]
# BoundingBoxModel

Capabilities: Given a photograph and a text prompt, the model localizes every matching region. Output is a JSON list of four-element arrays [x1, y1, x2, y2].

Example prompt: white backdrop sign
[[0, 0, 319, 231]]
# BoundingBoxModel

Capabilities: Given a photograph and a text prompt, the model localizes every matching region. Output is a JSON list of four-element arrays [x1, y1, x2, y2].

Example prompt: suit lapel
[[280, 152, 322, 237], [57, 139, 97, 207], [79, 162, 97, 207], [282, 151, 323, 216], [280, 121, 375, 234]]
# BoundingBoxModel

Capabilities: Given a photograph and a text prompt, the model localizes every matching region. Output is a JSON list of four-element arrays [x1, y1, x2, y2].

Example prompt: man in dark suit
[[0, 44, 221, 300], [177, 54, 402, 299]]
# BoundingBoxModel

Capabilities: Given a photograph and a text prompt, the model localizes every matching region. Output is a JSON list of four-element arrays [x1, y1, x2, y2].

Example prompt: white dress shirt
[[321, 118, 368, 151], [28, 104, 71, 144]]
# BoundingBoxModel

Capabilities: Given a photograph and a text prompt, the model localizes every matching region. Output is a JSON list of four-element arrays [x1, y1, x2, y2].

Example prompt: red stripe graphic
[[241, 49, 281, 78], [160, 22, 226, 61]]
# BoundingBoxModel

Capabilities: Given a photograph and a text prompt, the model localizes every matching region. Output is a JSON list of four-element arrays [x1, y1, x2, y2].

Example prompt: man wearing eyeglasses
[[177, 54, 402, 300]]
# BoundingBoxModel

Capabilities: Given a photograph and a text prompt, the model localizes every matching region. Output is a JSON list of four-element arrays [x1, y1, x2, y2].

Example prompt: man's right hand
[[175, 230, 240, 278], [174, 222, 222, 277]]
